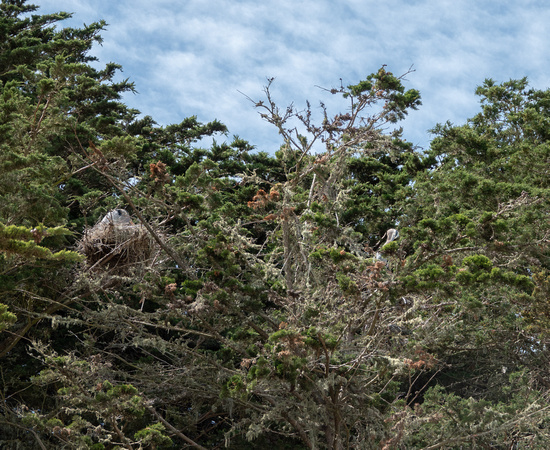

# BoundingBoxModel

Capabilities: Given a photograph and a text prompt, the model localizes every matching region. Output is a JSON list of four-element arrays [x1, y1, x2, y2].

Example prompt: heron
[[100, 209, 133, 226], [385, 228, 399, 243], [375, 228, 399, 262]]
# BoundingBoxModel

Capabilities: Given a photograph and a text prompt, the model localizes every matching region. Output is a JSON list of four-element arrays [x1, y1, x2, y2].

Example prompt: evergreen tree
[[387, 77, 550, 448]]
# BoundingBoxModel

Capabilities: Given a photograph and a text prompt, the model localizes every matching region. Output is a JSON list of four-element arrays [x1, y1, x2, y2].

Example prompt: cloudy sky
[[36, 0, 550, 153]]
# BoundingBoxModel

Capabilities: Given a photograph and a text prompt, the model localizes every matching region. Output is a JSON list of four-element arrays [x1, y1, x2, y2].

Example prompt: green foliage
[[0, 222, 81, 260], [134, 423, 173, 448], [0, 303, 16, 331], [393, 372, 550, 448]]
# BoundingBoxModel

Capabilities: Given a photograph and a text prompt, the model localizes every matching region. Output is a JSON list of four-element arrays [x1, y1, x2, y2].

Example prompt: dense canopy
[[0, 2, 549, 449]]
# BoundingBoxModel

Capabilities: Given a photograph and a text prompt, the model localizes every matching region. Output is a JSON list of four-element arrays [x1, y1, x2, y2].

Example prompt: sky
[[35, 0, 550, 153]]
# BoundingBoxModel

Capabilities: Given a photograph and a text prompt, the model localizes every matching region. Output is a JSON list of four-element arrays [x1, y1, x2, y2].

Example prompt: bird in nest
[[99, 209, 133, 227]]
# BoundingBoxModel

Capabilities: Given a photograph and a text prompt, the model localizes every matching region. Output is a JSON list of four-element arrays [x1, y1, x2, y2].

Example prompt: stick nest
[[78, 212, 159, 274]]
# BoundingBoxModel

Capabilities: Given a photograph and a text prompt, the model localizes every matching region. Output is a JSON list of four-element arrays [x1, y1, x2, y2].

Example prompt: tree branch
[[146, 405, 209, 450]]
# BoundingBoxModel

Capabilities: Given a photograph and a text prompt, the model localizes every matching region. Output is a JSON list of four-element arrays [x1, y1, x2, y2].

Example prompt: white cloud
[[35, 0, 550, 152]]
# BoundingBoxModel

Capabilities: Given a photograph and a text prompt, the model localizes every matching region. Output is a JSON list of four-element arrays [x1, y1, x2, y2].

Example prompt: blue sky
[[36, 0, 550, 153]]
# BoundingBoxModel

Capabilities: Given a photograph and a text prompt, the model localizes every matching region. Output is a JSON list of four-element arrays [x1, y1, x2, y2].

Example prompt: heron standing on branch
[[376, 228, 399, 262]]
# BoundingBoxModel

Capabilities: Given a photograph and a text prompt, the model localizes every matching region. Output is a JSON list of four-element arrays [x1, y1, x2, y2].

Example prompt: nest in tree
[[78, 209, 159, 274]]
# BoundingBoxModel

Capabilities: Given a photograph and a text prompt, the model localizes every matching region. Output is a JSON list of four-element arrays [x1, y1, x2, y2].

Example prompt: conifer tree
[[386, 77, 550, 448]]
